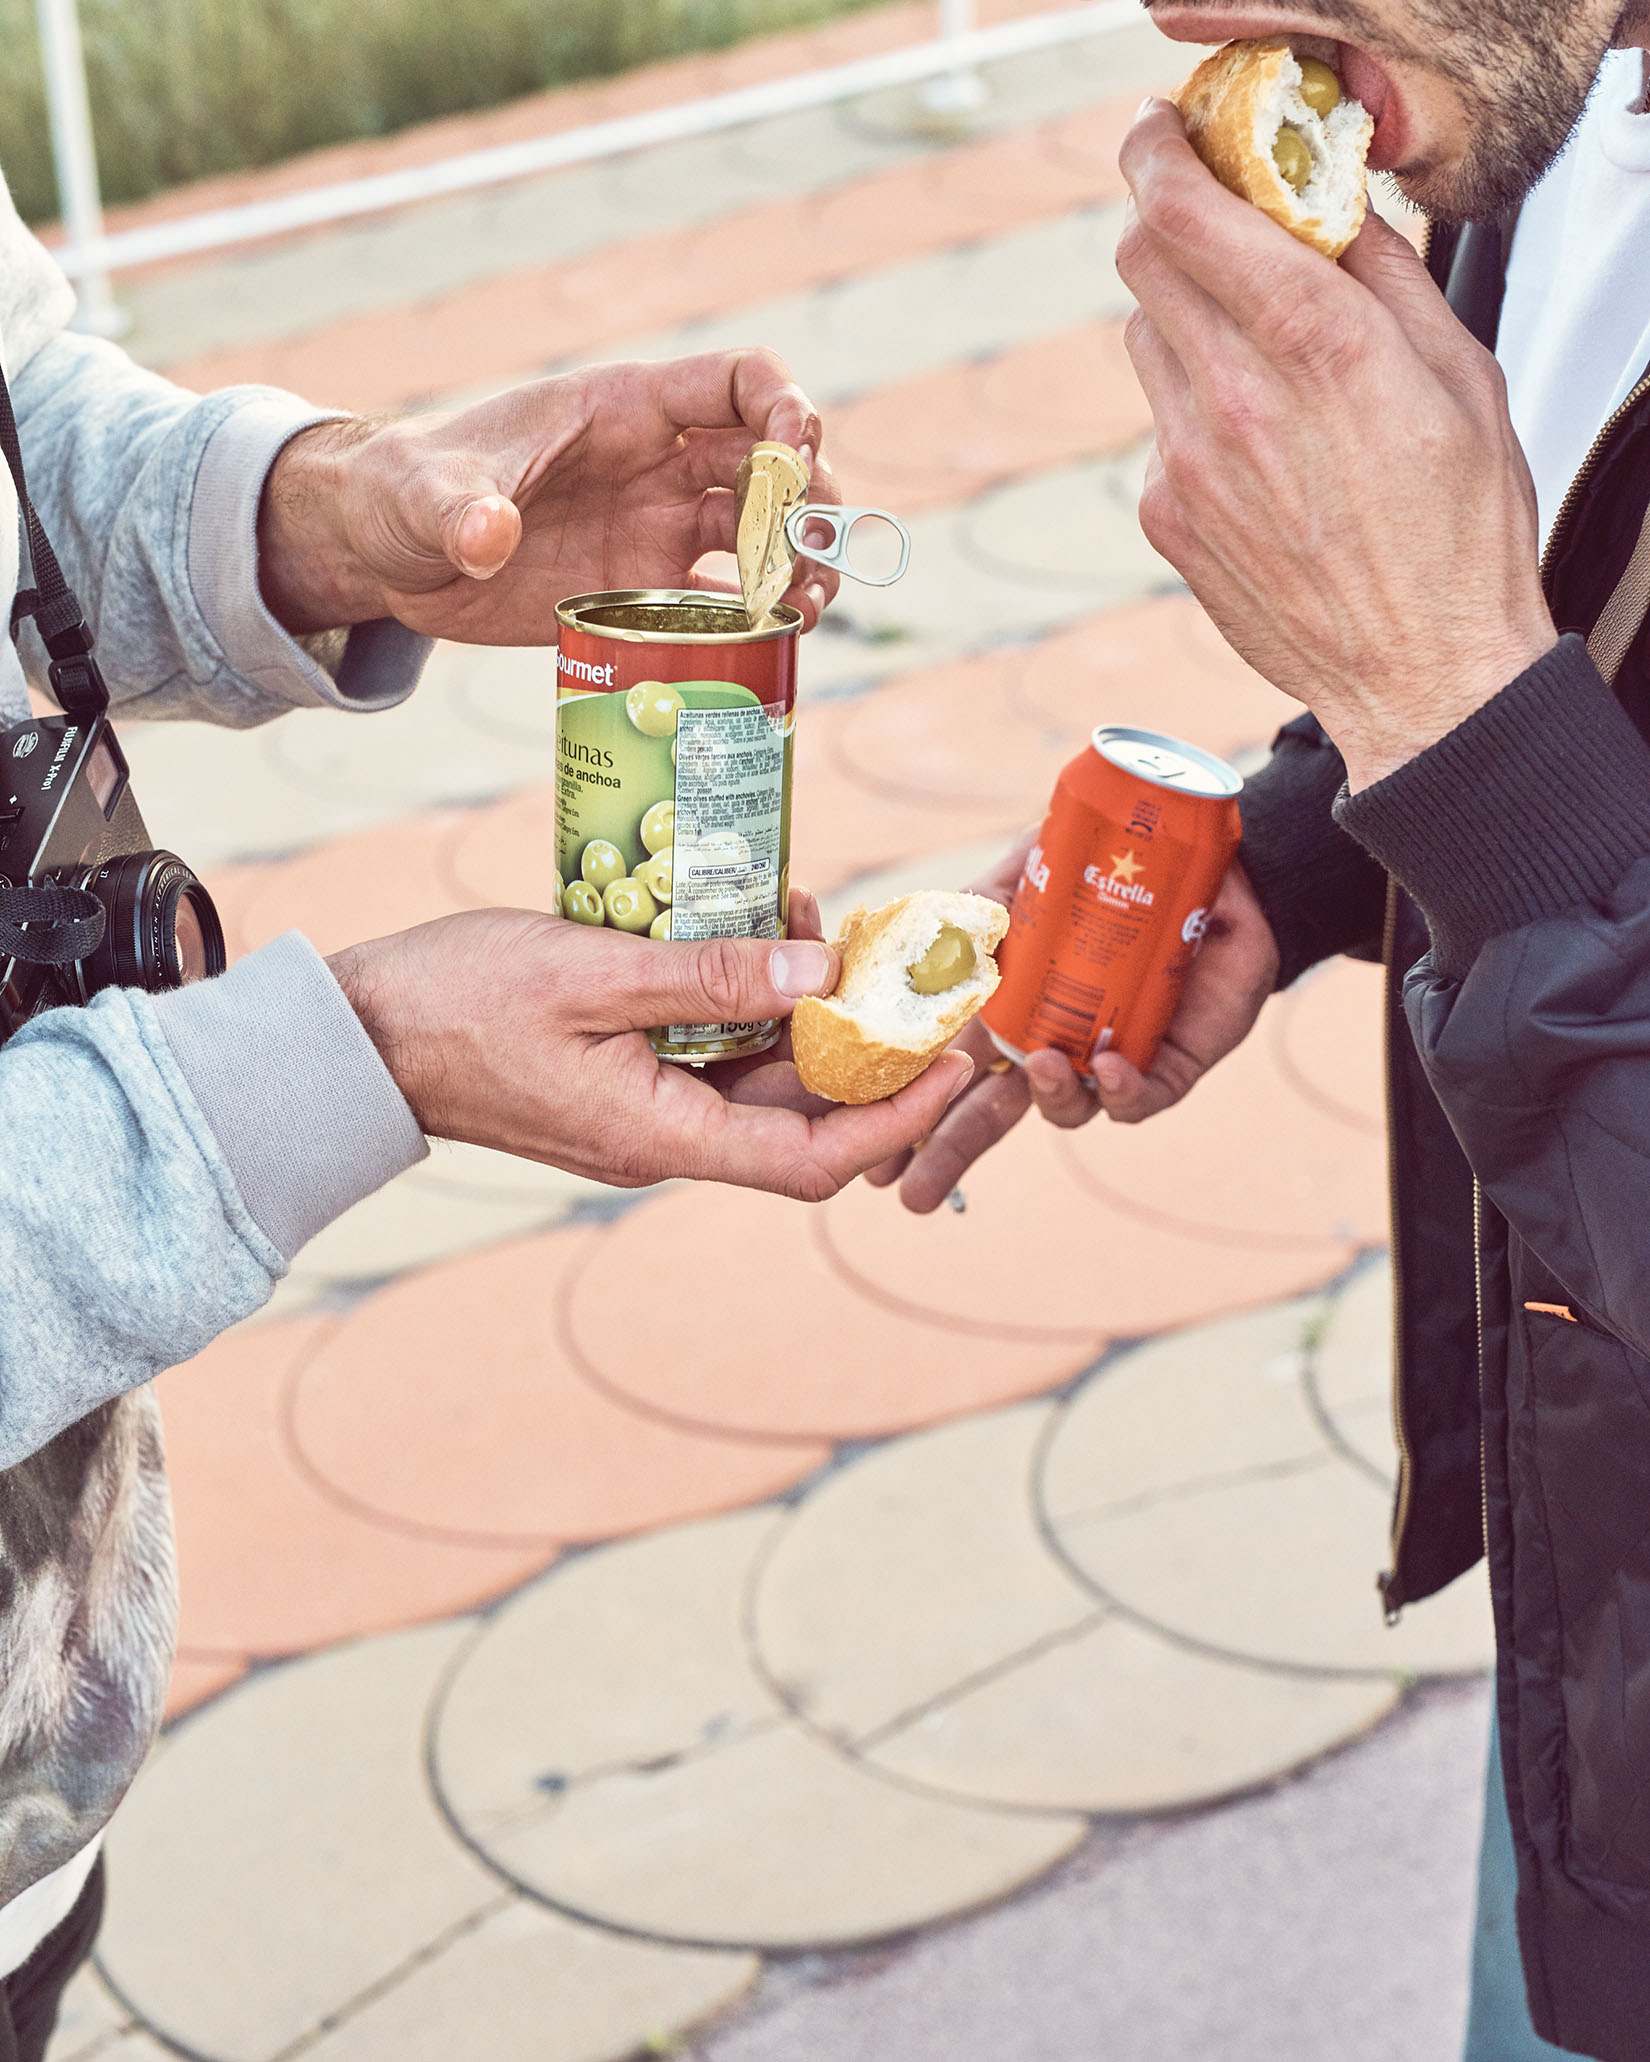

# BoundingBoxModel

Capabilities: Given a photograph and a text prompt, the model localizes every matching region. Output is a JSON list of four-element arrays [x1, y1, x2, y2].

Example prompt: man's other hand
[[258, 349, 841, 641], [328, 907, 972, 1203], [1117, 100, 1558, 791], [866, 839, 1279, 1213]]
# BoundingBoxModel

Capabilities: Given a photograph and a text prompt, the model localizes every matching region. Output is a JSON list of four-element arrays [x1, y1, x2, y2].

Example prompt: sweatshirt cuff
[[1335, 635, 1650, 978], [149, 931, 428, 1261], [187, 393, 433, 714]]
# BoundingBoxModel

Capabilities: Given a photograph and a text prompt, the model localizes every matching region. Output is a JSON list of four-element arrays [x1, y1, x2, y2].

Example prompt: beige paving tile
[[98, 1623, 499, 2062], [433, 1507, 1082, 1950], [45, 1966, 132, 2060], [1311, 1259, 1397, 1486], [959, 444, 1170, 592], [866, 1614, 1399, 1814], [1051, 1457, 1494, 1679], [480, 1723, 1083, 1950], [1038, 1300, 1333, 1527], [436, 1510, 786, 1840], [50, 2036, 173, 2062], [603, 204, 1130, 407], [287, 1153, 607, 1290], [301, 1895, 755, 2062], [751, 1406, 1096, 1743]]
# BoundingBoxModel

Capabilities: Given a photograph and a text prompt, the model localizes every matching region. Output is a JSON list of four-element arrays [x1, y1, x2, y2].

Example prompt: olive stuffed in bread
[[1173, 39, 1374, 259]]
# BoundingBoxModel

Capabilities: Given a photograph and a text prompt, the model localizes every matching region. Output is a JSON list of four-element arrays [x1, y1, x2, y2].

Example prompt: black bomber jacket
[[1235, 218, 1650, 2060]]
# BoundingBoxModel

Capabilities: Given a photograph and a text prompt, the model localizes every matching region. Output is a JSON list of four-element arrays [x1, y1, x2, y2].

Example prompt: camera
[[0, 703, 224, 1044]]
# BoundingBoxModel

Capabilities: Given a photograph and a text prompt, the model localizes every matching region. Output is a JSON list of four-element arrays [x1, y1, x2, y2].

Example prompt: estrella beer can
[[554, 589, 800, 1064], [981, 725, 1243, 1080]]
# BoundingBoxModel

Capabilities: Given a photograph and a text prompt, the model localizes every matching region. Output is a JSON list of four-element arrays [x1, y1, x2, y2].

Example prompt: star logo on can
[[1109, 848, 1144, 884]]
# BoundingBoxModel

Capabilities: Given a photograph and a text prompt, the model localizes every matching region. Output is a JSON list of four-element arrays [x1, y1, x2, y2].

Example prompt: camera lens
[[67, 852, 226, 1000]]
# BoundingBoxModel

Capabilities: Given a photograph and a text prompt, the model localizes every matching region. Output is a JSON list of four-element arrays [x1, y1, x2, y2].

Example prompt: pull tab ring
[[783, 504, 912, 588]]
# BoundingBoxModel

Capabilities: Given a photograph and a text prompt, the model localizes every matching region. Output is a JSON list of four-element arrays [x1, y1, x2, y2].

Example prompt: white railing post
[[34, 0, 125, 336], [921, 0, 989, 115]]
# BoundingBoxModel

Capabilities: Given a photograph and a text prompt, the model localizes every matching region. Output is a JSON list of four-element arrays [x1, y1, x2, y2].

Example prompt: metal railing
[[41, 0, 1139, 310]]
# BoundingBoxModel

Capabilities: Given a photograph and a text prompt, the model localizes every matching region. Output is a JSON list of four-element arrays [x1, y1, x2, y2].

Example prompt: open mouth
[[1146, 8, 1406, 169]]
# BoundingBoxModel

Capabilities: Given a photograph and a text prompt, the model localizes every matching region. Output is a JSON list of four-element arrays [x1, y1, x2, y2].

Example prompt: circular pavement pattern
[[1038, 1288, 1495, 1677], [749, 1402, 1398, 1815], [432, 1509, 1084, 1950]]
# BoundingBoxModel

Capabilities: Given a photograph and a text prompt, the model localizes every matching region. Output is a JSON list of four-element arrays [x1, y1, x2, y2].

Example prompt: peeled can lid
[[1092, 725, 1242, 799]]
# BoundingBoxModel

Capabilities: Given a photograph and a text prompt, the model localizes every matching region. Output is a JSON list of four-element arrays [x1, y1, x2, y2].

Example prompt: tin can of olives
[[553, 589, 800, 1064], [980, 725, 1242, 1081]]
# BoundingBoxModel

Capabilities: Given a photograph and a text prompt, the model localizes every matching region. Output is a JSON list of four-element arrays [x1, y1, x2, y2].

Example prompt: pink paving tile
[[159, 86, 1140, 407], [829, 647, 1071, 812], [789, 698, 1029, 895], [288, 1225, 830, 1543], [233, 815, 474, 959], [828, 323, 1149, 514], [820, 1111, 1354, 1342], [558, 1184, 1082, 1441], [165, 1652, 248, 1722], [163, 1657, 248, 1723], [1270, 956, 1386, 1136], [1055, 995, 1388, 1250], [157, 1318, 551, 1658], [1006, 600, 1299, 766], [435, 784, 562, 910]]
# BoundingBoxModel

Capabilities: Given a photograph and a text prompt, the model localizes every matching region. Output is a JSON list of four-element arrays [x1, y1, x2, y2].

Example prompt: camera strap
[[0, 883, 104, 965], [0, 360, 107, 720], [0, 363, 108, 967]]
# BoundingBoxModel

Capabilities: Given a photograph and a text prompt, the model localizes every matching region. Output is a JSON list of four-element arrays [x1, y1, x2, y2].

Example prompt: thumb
[[600, 935, 840, 1031], [442, 491, 523, 580], [1338, 209, 1464, 358]]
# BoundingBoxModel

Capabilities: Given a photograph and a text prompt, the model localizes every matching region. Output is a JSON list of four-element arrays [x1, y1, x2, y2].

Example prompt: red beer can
[[981, 725, 1243, 1079]]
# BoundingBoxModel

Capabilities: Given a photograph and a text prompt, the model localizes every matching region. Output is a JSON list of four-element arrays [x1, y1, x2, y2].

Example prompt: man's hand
[[259, 349, 840, 641], [865, 835, 1279, 1212], [1118, 100, 1558, 791], [328, 908, 971, 1203]]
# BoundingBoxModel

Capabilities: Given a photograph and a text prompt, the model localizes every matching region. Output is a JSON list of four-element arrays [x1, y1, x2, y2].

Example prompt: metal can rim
[[556, 589, 803, 646], [1088, 724, 1243, 800]]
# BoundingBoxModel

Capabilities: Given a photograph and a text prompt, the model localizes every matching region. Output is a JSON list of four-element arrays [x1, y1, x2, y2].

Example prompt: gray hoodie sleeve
[[0, 185, 430, 1465]]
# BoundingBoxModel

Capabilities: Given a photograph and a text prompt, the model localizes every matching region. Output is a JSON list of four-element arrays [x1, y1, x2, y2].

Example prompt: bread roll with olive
[[1173, 39, 1373, 259], [791, 891, 1008, 1105]]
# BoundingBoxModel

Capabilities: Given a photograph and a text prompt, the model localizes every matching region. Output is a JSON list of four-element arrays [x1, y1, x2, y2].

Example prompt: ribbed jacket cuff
[[188, 394, 433, 712], [150, 931, 427, 1260], [1239, 717, 1389, 988], [1336, 636, 1650, 978]]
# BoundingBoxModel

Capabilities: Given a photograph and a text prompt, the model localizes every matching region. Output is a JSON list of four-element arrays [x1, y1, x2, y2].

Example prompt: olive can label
[[553, 591, 799, 1064]]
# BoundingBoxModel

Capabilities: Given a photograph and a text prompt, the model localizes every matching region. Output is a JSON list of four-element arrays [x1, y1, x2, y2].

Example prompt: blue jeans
[[1463, 1713, 1589, 2060]]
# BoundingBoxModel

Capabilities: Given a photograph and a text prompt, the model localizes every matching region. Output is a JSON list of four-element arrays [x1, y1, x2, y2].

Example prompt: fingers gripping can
[[554, 590, 799, 1063], [981, 726, 1243, 1080]]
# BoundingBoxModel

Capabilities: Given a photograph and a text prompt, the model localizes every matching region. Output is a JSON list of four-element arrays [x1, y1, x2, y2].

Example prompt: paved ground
[[37, 9, 1489, 2060]]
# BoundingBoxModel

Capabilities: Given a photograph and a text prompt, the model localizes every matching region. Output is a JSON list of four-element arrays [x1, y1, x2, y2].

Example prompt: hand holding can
[[980, 726, 1244, 1083]]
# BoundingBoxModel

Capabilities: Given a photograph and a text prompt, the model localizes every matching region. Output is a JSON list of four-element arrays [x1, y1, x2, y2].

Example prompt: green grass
[[0, 0, 881, 223]]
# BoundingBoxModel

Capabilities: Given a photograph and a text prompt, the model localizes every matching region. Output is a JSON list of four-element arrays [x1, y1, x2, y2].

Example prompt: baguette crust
[[792, 895, 1008, 1105], [1173, 39, 1371, 260]]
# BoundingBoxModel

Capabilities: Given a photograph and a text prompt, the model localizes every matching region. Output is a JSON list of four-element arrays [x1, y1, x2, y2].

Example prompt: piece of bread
[[791, 890, 1008, 1105], [1173, 39, 1373, 259]]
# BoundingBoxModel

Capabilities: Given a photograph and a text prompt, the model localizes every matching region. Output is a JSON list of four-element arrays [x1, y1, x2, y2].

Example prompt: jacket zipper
[[1376, 289, 1648, 1607], [1541, 371, 1650, 587], [1380, 879, 1413, 1621], [1474, 1180, 1490, 1562]]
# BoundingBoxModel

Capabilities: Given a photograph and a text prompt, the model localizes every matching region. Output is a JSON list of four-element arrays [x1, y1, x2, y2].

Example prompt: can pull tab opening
[[783, 504, 912, 588]]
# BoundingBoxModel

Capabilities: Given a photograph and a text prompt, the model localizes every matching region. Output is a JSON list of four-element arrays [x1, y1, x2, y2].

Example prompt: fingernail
[[804, 581, 828, 617], [770, 940, 833, 997], [944, 1053, 975, 1101], [797, 442, 815, 472]]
